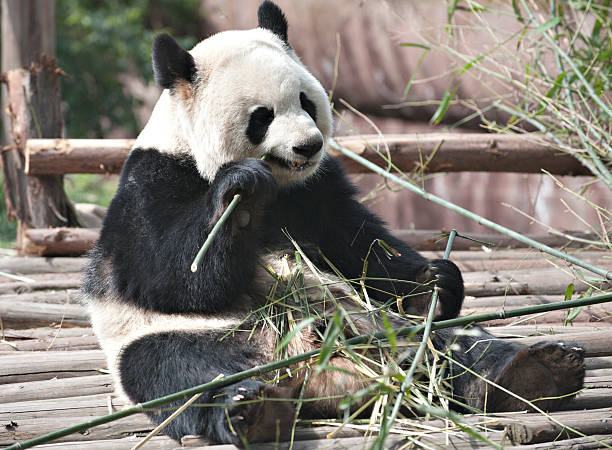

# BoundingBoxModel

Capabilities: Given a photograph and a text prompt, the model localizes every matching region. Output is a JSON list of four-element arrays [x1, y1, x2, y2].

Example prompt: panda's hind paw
[[225, 383, 295, 445]]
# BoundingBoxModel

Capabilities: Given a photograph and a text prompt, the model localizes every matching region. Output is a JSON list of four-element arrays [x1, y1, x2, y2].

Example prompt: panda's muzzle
[[267, 154, 313, 171], [268, 137, 323, 171]]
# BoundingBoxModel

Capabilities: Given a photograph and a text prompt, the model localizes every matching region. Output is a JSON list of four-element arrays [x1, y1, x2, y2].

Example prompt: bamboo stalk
[[190, 194, 241, 272], [6, 290, 612, 449], [329, 139, 612, 281], [373, 229, 457, 449]]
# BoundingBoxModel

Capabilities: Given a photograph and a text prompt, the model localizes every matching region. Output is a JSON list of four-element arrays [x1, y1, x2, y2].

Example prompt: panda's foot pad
[[227, 384, 295, 444], [489, 341, 585, 412]]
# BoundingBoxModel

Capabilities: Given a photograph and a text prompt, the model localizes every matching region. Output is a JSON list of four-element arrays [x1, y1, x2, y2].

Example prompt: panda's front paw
[[224, 383, 295, 445], [416, 259, 464, 320], [212, 159, 277, 226]]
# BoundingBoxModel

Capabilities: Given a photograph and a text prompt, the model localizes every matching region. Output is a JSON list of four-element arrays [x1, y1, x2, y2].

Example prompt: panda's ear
[[152, 34, 196, 89], [257, 1, 289, 45]]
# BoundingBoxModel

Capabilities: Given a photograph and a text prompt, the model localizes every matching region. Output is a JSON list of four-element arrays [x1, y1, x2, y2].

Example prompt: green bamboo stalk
[[7, 290, 612, 450], [328, 139, 612, 281], [191, 193, 241, 272], [372, 229, 457, 450], [191, 154, 269, 272]]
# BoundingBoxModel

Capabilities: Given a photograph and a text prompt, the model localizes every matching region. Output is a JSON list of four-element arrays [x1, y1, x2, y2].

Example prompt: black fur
[[152, 34, 196, 89], [433, 326, 585, 412], [258, 1, 289, 45], [83, 149, 463, 318], [299, 92, 317, 122], [246, 107, 275, 145], [118, 330, 292, 444]]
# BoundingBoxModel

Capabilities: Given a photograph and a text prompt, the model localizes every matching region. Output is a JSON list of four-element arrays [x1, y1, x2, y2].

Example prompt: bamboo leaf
[[400, 42, 430, 50], [430, 86, 458, 125], [511, 0, 524, 23], [275, 317, 316, 353], [534, 17, 560, 34], [461, 55, 484, 74], [564, 282, 574, 301]]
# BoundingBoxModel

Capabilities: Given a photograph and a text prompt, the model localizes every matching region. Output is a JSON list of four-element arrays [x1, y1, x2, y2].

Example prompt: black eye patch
[[300, 92, 317, 122], [246, 106, 274, 145]]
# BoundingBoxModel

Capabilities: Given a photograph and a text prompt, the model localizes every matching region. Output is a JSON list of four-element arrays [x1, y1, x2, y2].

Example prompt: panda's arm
[[95, 149, 275, 314], [312, 157, 464, 320]]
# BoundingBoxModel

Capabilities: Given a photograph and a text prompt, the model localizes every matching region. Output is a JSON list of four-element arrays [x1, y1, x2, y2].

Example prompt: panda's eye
[[300, 92, 317, 122], [246, 107, 274, 145]]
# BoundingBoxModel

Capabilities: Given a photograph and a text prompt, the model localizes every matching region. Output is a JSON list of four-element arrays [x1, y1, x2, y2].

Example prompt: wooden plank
[[505, 408, 612, 444], [0, 257, 86, 274], [0, 350, 105, 384], [505, 434, 612, 449], [0, 300, 89, 328], [488, 325, 612, 338], [23, 228, 100, 256], [0, 290, 80, 304], [462, 268, 610, 297], [0, 374, 113, 403], [25, 134, 591, 176], [0, 278, 80, 294], [34, 435, 177, 450], [0, 334, 99, 352], [14, 228, 605, 257], [510, 330, 612, 357], [1, 393, 125, 419], [421, 250, 610, 261], [1, 326, 93, 340], [0, 414, 151, 446]]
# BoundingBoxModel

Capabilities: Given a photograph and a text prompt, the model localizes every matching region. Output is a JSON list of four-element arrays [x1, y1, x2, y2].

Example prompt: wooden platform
[[1, 249, 611, 449]]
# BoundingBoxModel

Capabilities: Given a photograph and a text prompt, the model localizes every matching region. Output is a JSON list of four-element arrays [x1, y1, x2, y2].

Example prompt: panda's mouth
[[267, 154, 312, 171]]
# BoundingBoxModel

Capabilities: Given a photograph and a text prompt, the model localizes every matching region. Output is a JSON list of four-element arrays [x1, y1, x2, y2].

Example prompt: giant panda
[[81, 1, 585, 445]]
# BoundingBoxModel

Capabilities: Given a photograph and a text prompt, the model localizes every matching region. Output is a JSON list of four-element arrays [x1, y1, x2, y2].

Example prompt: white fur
[[135, 28, 333, 186]]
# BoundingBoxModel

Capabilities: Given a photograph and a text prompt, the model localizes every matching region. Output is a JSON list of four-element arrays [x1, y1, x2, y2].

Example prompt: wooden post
[[0, 0, 78, 251]]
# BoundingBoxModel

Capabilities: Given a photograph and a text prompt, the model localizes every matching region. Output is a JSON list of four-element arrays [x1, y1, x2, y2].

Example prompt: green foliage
[[64, 174, 119, 207], [56, 0, 201, 138]]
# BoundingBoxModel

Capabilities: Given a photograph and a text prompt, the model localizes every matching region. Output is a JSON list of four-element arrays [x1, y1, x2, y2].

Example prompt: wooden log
[[0, 414, 151, 447], [0, 374, 112, 403], [566, 388, 612, 411], [421, 250, 609, 261], [505, 434, 612, 449], [0, 300, 88, 328], [1, 393, 125, 419], [0, 278, 80, 294], [394, 229, 600, 250], [584, 375, 612, 387], [25, 134, 591, 176], [587, 369, 612, 378], [0, 257, 86, 274], [25, 139, 133, 175], [512, 330, 612, 358], [487, 325, 612, 338], [0, 350, 105, 384], [585, 357, 612, 370], [0, 290, 80, 305], [14, 227, 605, 257], [464, 307, 612, 327], [22, 228, 99, 256], [505, 409, 612, 444], [466, 294, 602, 309], [0, 334, 99, 352], [462, 268, 610, 297], [34, 435, 176, 450], [1, 326, 93, 340]]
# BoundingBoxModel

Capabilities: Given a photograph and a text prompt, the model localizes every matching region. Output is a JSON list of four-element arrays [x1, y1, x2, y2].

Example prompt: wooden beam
[[16, 227, 602, 256], [24, 133, 591, 175]]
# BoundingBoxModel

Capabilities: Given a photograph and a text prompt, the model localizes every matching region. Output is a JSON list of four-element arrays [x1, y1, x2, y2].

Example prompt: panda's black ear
[[258, 1, 289, 45], [152, 34, 196, 89]]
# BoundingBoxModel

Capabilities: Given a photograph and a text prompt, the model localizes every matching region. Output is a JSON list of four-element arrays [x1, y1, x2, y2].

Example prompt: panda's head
[[145, 1, 332, 186]]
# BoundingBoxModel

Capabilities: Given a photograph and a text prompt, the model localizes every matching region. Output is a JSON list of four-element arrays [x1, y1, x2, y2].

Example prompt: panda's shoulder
[[119, 147, 202, 189]]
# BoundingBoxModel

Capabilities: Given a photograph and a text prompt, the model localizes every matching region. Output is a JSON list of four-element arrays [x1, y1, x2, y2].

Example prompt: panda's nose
[[293, 137, 323, 158]]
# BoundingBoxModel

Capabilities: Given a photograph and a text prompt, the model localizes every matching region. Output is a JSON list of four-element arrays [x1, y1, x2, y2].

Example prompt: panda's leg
[[118, 330, 295, 445], [433, 326, 585, 412]]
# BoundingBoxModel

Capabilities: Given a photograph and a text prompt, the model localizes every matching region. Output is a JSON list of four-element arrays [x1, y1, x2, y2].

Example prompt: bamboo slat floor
[[1, 248, 611, 449]]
